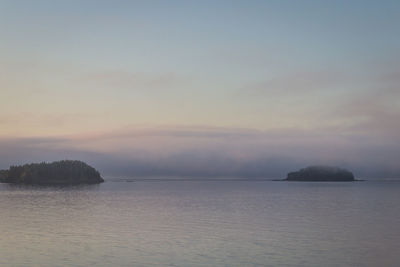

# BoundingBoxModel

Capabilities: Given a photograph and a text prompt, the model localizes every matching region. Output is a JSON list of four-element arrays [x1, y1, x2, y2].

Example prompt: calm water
[[1, 180, 399, 267]]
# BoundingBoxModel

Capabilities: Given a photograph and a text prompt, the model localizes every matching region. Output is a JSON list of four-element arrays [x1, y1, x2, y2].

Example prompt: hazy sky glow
[[1, 0, 399, 178]]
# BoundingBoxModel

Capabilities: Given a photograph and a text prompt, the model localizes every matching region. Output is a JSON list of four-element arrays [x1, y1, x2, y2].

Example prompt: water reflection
[[0, 182, 102, 191]]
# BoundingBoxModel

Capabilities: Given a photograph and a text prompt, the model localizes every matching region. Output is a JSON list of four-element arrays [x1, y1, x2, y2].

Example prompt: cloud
[[1, 125, 399, 179], [241, 70, 352, 95], [1, 62, 399, 179], [328, 74, 400, 136], [77, 70, 191, 92]]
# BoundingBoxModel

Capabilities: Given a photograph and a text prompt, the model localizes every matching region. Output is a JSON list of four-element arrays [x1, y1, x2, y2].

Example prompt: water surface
[[1, 180, 399, 266]]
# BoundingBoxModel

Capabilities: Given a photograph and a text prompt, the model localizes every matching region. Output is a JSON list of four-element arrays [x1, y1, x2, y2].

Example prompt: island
[[0, 160, 104, 185], [286, 166, 355, 182]]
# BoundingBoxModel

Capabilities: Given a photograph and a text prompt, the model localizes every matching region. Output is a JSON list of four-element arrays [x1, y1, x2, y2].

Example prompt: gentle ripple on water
[[1, 180, 400, 266]]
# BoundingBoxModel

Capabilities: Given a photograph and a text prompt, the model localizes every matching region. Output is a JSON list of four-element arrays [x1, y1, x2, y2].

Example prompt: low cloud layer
[[1, 125, 399, 179]]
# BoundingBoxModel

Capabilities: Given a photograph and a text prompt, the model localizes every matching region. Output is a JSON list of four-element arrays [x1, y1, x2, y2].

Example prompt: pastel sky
[[1, 0, 399, 178]]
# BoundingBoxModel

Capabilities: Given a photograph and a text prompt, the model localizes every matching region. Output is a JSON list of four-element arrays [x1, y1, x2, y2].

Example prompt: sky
[[1, 0, 399, 178]]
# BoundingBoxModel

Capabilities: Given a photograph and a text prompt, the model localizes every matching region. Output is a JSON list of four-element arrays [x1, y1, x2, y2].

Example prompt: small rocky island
[[286, 166, 355, 182], [0, 160, 104, 185]]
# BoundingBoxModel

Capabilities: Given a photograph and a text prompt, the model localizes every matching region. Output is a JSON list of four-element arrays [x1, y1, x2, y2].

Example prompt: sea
[[1, 179, 399, 267]]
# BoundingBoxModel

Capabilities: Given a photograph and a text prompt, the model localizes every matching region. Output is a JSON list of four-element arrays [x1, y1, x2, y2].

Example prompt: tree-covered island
[[286, 166, 355, 182], [0, 160, 104, 185]]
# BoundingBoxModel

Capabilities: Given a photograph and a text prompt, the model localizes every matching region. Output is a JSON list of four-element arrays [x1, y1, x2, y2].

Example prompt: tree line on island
[[0, 159, 356, 185], [0, 160, 104, 185], [285, 166, 355, 181]]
